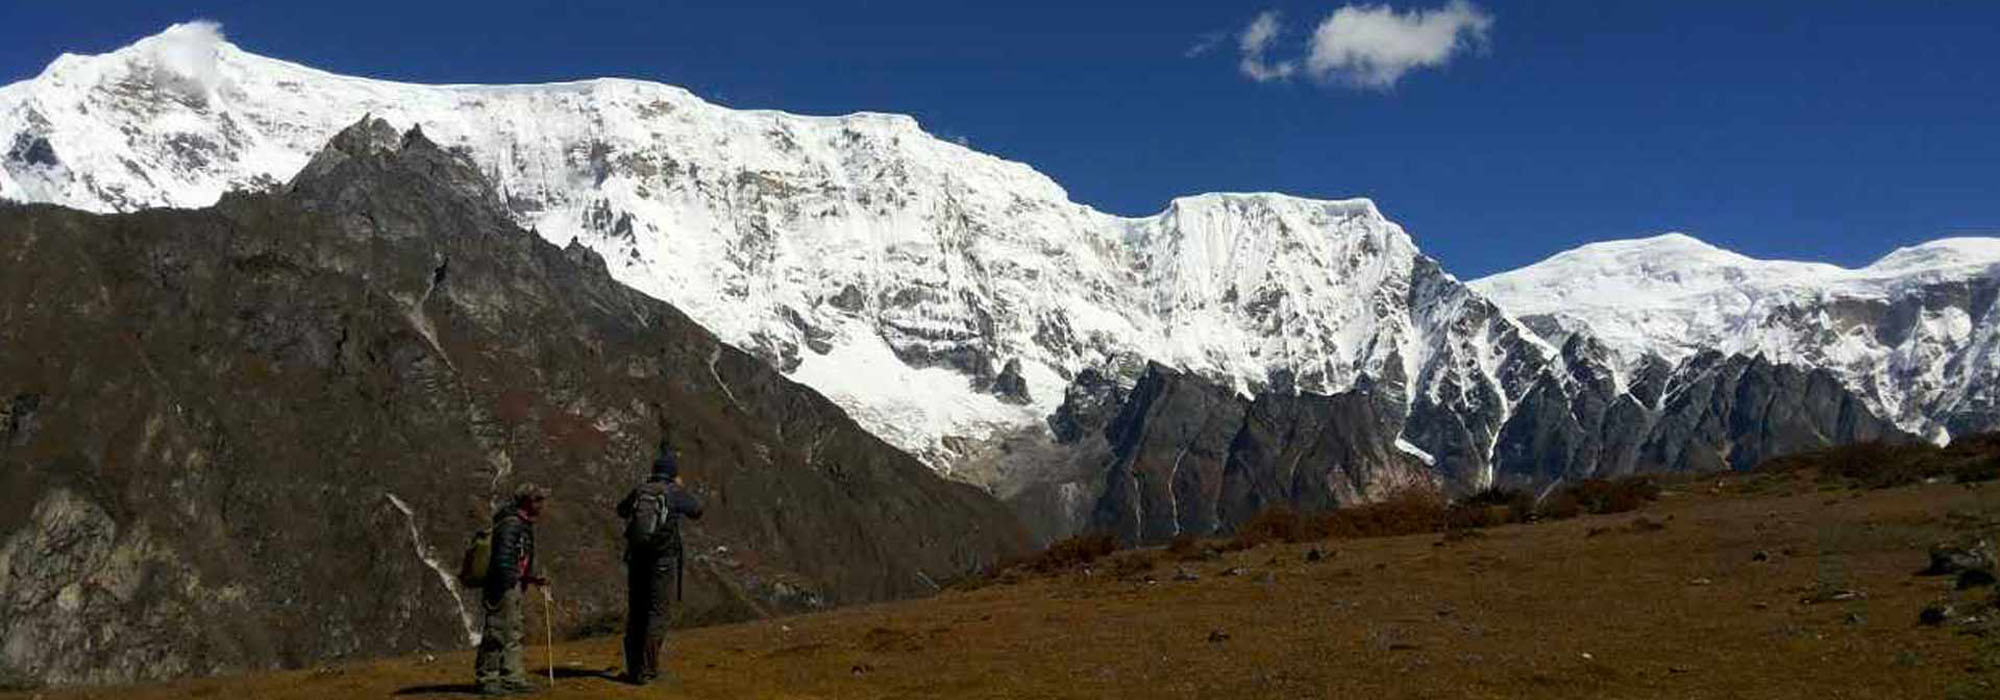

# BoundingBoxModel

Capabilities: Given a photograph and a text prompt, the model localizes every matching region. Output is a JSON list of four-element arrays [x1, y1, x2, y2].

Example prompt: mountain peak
[[1867, 237, 2000, 274], [1625, 231, 1715, 250], [286, 117, 506, 228], [326, 116, 401, 157], [1163, 191, 1385, 221], [35, 21, 232, 93], [1551, 232, 1736, 263]]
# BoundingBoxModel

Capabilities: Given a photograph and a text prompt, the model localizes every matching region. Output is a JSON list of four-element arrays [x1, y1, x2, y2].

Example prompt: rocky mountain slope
[[0, 117, 1025, 686], [0, 24, 1955, 548], [1473, 233, 2000, 443]]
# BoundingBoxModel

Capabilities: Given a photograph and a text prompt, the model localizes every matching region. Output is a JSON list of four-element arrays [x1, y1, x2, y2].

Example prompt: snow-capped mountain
[[1472, 233, 2000, 442], [0, 23, 1561, 486]]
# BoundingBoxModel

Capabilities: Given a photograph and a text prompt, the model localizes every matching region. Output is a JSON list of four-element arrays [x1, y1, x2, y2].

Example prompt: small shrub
[[1020, 533, 1120, 573], [1166, 532, 1204, 560], [1753, 437, 2000, 489], [1228, 507, 1310, 550], [1321, 489, 1448, 539], [1105, 549, 1159, 579], [1446, 487, 1533, 529], [977, 533, 1121, 584], [1539, 477, 1661, 519], [1953, 455, 2000, 485], [1539, 490, 1583, 520]]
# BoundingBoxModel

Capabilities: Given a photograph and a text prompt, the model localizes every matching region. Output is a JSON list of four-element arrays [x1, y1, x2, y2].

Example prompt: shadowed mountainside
[[0, 118, 1026, 687]]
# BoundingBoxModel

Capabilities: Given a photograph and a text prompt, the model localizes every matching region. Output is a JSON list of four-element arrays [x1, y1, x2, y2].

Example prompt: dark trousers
[[623, 553, 677, 681]]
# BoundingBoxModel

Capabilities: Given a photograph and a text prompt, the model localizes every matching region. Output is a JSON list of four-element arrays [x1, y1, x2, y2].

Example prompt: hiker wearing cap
[[476, 483, 551, 696], [616, 441, 704, 685]]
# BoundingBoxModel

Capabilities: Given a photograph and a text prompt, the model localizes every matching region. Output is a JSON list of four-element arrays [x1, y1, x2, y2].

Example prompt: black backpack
[[623, 482, 683, 554]]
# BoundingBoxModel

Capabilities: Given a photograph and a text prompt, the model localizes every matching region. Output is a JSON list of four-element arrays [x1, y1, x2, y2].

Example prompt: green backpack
[[457, 528, 492, 588]]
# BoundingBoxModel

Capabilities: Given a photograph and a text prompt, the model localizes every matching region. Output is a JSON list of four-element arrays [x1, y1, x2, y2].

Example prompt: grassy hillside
[[16, 465, 2000, 699]]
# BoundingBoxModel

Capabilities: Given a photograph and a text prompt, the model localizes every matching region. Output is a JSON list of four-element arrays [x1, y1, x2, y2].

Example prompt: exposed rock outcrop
[[1088, 364, 1429, 545]]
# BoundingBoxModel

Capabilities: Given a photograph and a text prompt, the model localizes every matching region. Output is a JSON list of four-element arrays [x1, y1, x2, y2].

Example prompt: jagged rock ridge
[[1473, 233, 2000, 443]]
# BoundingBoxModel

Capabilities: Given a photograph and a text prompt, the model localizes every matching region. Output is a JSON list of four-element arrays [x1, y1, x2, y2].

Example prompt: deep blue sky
[[5, 1, 1997, 277]]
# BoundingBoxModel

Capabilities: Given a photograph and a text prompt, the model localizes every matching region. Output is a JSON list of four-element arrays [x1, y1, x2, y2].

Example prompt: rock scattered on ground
[[1922, 539, 1996, 577], [1920, 603, 1954, 627], [1958, 569, 1998, 590]]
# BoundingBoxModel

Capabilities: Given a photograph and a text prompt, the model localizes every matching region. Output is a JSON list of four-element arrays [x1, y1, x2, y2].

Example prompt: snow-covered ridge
[[1473, 232, 2000, 441], [4, 23, 1569, 483]]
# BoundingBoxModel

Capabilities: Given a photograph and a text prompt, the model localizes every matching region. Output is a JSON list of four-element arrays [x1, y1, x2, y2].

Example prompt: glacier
[[0, 23, 1562, 485]]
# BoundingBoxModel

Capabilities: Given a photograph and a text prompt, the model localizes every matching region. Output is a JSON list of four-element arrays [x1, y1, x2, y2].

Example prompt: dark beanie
[[651, 440, 678, 480]]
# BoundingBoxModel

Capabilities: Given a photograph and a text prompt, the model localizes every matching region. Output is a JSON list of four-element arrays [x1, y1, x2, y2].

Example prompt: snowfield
[[1473, 234, 2000, 442]]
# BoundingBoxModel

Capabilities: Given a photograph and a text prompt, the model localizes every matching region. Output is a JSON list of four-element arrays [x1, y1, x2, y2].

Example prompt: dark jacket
[[616, 479, 703, 558], [483, 507, 536, 602]]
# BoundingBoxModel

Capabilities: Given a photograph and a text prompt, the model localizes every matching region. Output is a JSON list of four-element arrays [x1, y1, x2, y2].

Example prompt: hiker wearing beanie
[[615, 441, 704, 685], [476, 483, 551, 696]]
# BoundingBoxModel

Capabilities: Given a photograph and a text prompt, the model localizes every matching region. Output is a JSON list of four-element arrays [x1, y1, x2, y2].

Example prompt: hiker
[[616, 441, 704, 685], [476, 483, 551, 696]]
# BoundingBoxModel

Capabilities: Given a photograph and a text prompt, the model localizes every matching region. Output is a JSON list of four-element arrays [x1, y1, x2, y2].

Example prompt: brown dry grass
[[1762, 433, 2000, 489], [16, 474, 2000, 699], [1009, 533, 1119, 574]]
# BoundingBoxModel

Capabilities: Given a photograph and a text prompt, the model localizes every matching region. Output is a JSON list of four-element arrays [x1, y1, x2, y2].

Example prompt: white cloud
[[1236, 10, 1297, 82], [144, 20, 228, 96], [1229, 3, 1492, 89], [1185, 30, 1227, 58], [1307, 1, 1493, 88]]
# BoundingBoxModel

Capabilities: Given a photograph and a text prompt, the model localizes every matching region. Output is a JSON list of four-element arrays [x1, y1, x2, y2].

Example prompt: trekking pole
[[542, 584, 556, 688]]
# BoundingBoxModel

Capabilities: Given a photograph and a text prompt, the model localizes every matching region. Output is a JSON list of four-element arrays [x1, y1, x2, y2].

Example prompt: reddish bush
[[1165, 532, 1209, 560], [1321, 490, 1449, 539], [1537, 476, 1661, 520], [1105, 549, 1160, 579], [1446, 487, 1533, 529], [1759, 435, 2000, 489], [1227, 507, 1311, 550], [997, 533, 1120, 576]]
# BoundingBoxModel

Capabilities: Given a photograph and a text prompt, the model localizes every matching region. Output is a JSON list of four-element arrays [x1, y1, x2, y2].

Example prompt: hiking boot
[[500, 678, 541, 694], [476, 682, 515, 697], [624, 671, 657, 686]]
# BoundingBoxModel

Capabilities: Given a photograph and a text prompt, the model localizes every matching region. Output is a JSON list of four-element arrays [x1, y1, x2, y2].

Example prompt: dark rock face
[[1092, 364, 1248, 544], [1216, 391, 1431, 526], [991, 358, 1031, 405], [1048, 367, 1126, 444], [1632, 352, 1908, 472], [1088, 364, 1426, 545], [1067, 334, 1911, 545], [1489, 350, 1913, 485], [1400, 256, 1546, 492], [7, 133, 58, 168], [0, 118, 1027, 687]]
